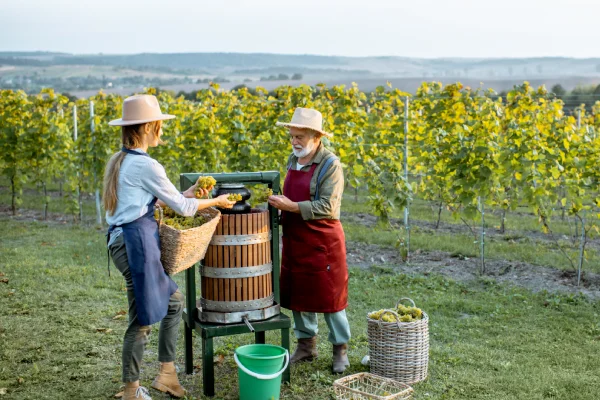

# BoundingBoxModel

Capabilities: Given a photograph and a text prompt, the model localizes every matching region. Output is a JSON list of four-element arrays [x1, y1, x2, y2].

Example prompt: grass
[[0, 182, 98, 223], [0, 178, 584, 235], [1, 218, 600, 399], [0, 178, 588, 237], [343, 222, 600, 273], [1, 180, 597, 274], [342, 194, 581, 238]]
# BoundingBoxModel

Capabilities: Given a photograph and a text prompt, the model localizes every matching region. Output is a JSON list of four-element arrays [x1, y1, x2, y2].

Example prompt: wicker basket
[[157, 206, 221, 275], [367, 298, 429, 384], [334, 373, 413, 400]]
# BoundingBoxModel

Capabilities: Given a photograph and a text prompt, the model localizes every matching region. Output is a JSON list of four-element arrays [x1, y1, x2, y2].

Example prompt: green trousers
[[292, 310, 351, 345], [109, 234, 184, 382]]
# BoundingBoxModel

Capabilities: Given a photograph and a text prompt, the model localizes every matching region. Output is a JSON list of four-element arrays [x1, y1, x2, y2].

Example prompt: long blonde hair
[[103, 120, 162, 216]]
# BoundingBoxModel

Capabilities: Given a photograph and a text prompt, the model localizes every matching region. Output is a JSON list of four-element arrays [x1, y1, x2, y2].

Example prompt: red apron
[[280, 163, 348, 313]]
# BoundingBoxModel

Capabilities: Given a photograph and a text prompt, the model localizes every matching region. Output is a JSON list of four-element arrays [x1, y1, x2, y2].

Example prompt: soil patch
[[342, 212, 600, 251], [0, 205, 96, 226], [347, 240, 600, 300]]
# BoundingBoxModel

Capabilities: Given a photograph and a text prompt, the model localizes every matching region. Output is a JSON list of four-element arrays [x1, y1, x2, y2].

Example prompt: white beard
[[292, 140, 315, 158]]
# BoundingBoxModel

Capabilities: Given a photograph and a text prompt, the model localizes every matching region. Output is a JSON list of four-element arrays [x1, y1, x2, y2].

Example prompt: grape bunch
[[155, 206, 207, 230], [195, 176, 217, 198], [251, 187, 273, 206], [228, 193, 243, 202], [368, 304, 424, 323]]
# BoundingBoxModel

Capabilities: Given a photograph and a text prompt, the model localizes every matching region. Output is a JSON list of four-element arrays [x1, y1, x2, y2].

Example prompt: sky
[[1, 0, 599, 59]]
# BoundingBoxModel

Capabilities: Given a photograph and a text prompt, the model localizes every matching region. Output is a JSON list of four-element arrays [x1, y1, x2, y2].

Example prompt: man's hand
[[267, 195, 300, 213]]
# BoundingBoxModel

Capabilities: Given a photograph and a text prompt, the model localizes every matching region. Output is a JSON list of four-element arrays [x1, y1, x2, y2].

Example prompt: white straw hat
[[109, 94, 175, 126], [275, 107, 332, 138]]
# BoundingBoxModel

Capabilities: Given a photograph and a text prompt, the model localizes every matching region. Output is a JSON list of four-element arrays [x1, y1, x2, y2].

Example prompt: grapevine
[[2, 81, 600, 281]]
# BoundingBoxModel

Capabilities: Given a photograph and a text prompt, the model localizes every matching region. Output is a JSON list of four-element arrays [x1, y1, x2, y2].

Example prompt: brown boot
[[151, 362, 186, 398], [290, 337, 318, 364], [332, 344, 350, 374], [123, 385, 152, 400]]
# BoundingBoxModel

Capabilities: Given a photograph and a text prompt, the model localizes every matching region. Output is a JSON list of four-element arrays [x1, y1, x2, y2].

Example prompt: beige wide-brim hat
[[108, 94, 175, 126], [275, 107, 333, 138]]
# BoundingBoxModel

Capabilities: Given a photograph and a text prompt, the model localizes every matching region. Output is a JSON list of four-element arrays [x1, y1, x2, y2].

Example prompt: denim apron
[[107, 147, 178, 326]]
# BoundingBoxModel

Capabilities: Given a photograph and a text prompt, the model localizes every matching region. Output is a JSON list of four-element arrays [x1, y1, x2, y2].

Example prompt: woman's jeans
[[109, 234, 184, 382]]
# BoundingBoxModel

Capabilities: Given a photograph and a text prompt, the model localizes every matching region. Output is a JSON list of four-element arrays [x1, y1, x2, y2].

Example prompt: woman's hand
[[215, 194, 236, 209], [183, 182, 213, 199]]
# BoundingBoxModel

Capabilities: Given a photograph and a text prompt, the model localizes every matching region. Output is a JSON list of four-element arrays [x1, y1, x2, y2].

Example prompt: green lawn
[[1, 218, 599, 399], [342, 194, 582, 238]]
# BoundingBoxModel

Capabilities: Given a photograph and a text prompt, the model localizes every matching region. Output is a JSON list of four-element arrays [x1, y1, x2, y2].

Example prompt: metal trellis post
[[73, 105, 82, 222], [404, 96, 410, 260]]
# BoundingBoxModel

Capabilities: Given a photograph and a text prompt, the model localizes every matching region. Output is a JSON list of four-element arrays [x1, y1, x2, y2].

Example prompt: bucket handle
[[234, 350, 289, 381]]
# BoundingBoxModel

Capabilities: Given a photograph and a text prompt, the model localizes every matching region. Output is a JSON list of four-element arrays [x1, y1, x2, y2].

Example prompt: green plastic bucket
[[234, 344, 289, 400]]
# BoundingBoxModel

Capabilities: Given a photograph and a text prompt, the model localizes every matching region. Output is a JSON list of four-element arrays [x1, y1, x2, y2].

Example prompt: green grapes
[[195, 176, 217, 198], [197, 176, 216, 189], [368, 304, 424, 323], [397, 304, 423, 320], [228, 193, 242, 202], [155, 206, 207, 230], [368, 309, 397, 322], [368, 309, 384, 319], [399, 314, 414, 323], [252, 187, 273, 205]]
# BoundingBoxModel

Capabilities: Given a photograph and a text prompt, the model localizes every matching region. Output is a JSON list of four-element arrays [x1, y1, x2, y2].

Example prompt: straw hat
[[108, 94, 175, 126], [275, 107, 332, 138]]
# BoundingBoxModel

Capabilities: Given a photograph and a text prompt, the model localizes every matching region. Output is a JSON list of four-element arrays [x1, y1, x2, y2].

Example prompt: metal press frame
[[179, 171, 291, 397]]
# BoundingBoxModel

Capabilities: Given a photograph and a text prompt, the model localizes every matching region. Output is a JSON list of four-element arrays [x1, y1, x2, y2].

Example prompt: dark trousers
[[109, 234, 184, 382]]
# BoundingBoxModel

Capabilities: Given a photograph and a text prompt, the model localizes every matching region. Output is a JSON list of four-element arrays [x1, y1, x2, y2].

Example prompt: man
[[268, 107, 350, 374]]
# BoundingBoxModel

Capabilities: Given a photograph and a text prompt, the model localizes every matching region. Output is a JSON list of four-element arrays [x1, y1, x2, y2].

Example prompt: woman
[[103, 94, 234, 400]]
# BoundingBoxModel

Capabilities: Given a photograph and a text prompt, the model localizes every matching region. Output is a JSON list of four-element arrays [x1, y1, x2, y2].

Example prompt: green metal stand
[[180, 171, 291, 397], [182, 264, 291, 397]]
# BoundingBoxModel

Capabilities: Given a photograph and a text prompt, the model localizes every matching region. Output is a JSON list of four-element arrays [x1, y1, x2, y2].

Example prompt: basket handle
[[377, 310, 401, 329], [396, 297, 416, 308], [155, 204, 164, 226]]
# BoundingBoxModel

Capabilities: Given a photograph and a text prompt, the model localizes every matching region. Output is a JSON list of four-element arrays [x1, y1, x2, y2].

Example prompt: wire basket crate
[[334, 373, 413, 400]]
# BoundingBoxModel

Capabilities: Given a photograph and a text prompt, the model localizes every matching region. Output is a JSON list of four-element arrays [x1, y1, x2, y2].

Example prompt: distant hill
[[2, 51, 600, 77], [0, 51, 68, 57], [1, 51, 600, 94]]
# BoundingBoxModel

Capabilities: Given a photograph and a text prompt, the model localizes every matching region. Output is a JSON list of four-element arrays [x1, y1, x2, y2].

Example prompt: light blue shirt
[[106, 148, 199, 246]]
